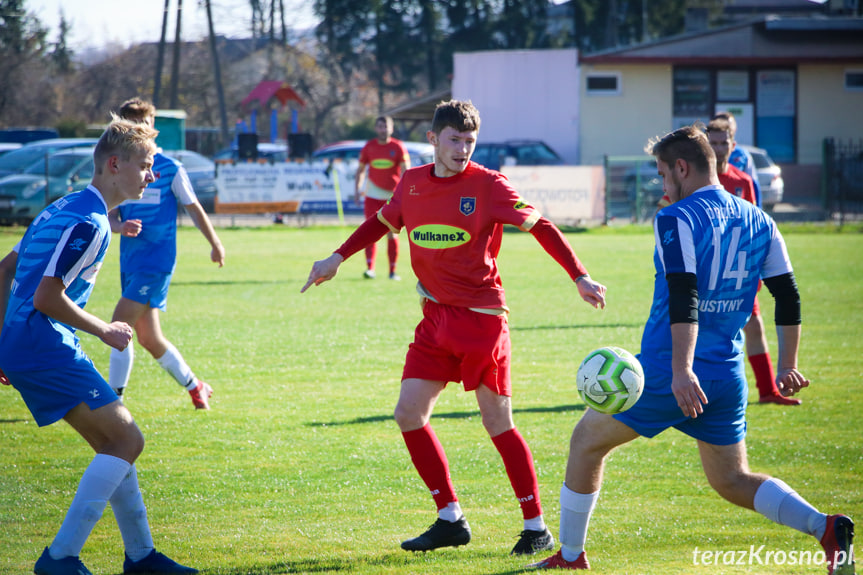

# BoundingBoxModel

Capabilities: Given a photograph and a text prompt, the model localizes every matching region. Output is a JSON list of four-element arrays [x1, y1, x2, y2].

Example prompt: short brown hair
[[706, 117, 733, 138], [645, 123, 715, 176], [711, 111, 737, 137], [94, 115, 158, 173], [118, 97, 157, 124], [431, 100, 481, 134]]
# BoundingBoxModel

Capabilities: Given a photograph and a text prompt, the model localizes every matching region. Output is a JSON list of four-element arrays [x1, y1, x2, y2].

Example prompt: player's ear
[[675, 158, 688, 178], [426, 130, 437, 146]]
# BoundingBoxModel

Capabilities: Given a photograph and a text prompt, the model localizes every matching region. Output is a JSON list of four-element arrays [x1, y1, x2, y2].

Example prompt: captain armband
[[666, 272, 698, 324], [763, 272, 802, 325]]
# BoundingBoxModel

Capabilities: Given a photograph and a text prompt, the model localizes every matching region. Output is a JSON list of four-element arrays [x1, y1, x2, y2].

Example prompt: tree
[[0, 0, 51, 126]]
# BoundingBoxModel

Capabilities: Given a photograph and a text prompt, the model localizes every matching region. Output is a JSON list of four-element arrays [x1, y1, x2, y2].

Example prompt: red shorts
[[365, 196, 388, 219], [752, 281, 762, 316], [402, 300, 512, 396]]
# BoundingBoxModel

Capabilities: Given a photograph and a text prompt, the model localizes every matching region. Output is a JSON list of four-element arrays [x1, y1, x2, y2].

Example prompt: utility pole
[[169, 0, 183, 109], [205, 0, 230, 146], [153, 0, 170, 107]]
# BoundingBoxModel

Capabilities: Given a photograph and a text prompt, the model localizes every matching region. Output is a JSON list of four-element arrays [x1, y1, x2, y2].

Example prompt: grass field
[[0, 223, 861, 575]]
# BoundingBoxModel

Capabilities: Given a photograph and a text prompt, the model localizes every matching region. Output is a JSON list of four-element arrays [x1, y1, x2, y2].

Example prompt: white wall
[[452, 49, 580, 164]]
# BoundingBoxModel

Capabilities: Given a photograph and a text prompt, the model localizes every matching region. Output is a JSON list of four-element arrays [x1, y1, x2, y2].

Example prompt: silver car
[[740, 145, 784, 210]]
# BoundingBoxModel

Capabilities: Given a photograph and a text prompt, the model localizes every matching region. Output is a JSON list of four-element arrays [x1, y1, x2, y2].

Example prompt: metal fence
[[823, 138, 863, 223], [604, 155, 662, 224]]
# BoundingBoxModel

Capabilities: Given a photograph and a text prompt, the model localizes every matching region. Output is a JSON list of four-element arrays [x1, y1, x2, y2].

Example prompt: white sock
[[156, 343, 197, 390], [109, 342, 134, 394], [754, 477, 826, 538], [524, 515, 546, 532], [110, 465, 154, 562], [559, 484, 598, 562], [438, 501, 463, 522], [49, 454, 130, 559]]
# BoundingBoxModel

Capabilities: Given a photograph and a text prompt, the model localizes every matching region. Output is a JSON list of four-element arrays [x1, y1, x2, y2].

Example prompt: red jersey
[[379, 162, 541, 310], [718, 164, 756, 205], [359, 138, 409, 192]]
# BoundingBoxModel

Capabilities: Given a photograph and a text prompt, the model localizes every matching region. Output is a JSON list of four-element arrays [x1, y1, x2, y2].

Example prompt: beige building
[[578, 16, 863, 198]]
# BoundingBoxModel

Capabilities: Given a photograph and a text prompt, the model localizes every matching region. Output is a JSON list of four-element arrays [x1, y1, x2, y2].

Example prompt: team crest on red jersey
[[460, 197, 476, 216]]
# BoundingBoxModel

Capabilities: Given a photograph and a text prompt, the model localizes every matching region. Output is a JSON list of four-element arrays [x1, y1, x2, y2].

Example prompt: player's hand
[[121, 219, 142, 237], [301, 253, 344, 293], [671, 368, 708, 418], [100, 321, 134, 351], [0, 366, 9, 385], [576, 276, 607, 309], [775, 367, 809, 397], [211, 242, 226, 267]]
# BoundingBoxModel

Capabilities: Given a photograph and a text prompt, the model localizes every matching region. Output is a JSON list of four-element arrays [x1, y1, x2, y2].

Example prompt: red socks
[[492, 428, 543, 519], [402, 424, 457, 510], [749, 352, 778, 397]]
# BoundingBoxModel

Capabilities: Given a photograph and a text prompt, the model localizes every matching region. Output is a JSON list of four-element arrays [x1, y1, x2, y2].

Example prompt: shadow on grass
[[0, 418, 30, 424], [170, 279, 283, 287], [510, 321, 642, 331], [198, 549, 533, 574], [306, 403, 585, 427]]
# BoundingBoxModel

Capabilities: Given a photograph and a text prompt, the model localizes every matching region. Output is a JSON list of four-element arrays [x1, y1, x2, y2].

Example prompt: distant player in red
[[355, 116, 410, 280], [303, 100, 607, 556], [706, 117, 799, 406]]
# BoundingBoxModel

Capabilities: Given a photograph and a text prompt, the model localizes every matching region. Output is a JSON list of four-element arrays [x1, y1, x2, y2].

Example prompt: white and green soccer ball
[[576, 346, 644, 414]]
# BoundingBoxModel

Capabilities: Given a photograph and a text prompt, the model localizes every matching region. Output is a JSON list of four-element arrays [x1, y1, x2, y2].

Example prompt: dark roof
[[580, 15, 863, 65], [384, 87, 452, 123]]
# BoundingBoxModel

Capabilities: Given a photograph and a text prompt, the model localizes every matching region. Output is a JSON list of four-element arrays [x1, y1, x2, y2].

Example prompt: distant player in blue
[[108, 98, 225, 410], [713, 111, 762, 208], [531, 125, 854, 573], [0, 119, 197, 575]]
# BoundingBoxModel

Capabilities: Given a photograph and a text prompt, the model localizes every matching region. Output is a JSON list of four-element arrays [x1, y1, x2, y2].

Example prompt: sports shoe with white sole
[[528, 549, 590, 570], [401, 516, 471, 552], [512, 528, 555, 555], [189, 380, 212, 410], [821, 514, 855, 575]]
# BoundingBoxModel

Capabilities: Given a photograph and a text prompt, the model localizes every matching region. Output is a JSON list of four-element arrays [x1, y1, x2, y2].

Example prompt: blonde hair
[[94, 115, 158, 172]]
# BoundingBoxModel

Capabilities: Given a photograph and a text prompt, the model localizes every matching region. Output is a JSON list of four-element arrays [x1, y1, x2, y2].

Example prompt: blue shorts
[[121, 271, 172, 310], [5, 356, 118, 427], [614, 368, 748, 446]]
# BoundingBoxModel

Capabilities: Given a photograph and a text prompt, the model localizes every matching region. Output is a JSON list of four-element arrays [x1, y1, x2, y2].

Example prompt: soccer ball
[[576, 346, 644, 414]]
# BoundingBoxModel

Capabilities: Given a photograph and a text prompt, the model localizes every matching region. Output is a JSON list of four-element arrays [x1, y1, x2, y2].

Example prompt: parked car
[[470, 140, 564, 171], [0, 148, 94, 225], [213, 141, 289, 163], [311, 139, 435, 166], [739, 145, 784, 210], [163, 149, 217, 213], [623, 159, 664, 221], [0, 143, 22, 157], [0, 138, 98, 179]]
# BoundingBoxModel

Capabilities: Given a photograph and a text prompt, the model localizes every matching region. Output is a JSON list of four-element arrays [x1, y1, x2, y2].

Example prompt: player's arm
[[355, 160, 368, 204], [0, 247, 17, 382], [184, 201, 225, 267], [0, 248, 17, 329], [528, 216, 606, 309], [301, 215, 390, 293], [34, 277, 132, 351], [666, 272, 708, 418], [763, 272, 809, 396], [107, 207, 141, 237]]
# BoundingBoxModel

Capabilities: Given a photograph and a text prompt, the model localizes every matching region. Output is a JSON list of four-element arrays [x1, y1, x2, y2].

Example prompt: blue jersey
[[117, 152, 195, 274], [0, 186, 112, 372], [639, 185, 792, 381], [729, 147, 762, 208]]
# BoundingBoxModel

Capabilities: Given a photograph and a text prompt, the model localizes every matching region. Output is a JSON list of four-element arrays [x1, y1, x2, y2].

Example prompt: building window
[[846, 70, 863, 91], [586, 73, 620, 95]]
